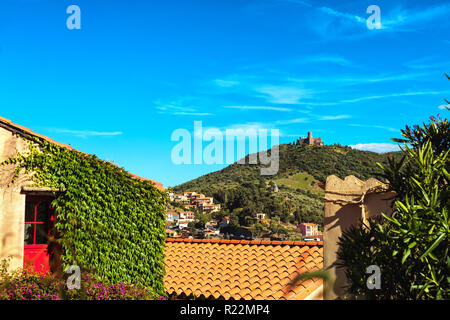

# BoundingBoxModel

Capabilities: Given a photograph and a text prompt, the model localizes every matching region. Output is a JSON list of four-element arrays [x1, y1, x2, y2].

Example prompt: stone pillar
[[323, 175, 395, 299]]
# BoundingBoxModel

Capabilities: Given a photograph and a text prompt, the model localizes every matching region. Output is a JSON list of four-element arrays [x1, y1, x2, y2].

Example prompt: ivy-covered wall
[[2, 135, 167, 295]]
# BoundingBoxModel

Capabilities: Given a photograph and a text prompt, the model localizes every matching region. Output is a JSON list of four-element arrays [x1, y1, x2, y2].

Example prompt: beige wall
[[323, 175, 395, 300], [0, 126, 33, 271]]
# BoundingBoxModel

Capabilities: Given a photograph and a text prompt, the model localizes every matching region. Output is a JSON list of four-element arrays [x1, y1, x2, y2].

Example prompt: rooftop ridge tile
[[166, 238, 323, 247]]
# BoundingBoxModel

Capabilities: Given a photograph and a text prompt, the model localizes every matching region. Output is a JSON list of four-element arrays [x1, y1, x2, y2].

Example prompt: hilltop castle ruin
[[295, 132, 324, 146]]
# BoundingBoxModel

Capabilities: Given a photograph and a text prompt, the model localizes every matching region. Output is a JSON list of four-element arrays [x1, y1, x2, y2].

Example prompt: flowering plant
[[0, 258, 167, 300]]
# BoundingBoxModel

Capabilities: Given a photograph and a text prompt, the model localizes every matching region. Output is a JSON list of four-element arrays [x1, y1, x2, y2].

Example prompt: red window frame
[[24, 196, 55, 246]]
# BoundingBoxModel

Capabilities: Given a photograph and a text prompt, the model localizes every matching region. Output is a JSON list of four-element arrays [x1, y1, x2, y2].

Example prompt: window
[[24, 197, 54, 245]]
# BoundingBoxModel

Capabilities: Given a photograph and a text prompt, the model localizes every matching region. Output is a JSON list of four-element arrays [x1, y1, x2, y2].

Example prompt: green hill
[[174, 143, 401, 228]]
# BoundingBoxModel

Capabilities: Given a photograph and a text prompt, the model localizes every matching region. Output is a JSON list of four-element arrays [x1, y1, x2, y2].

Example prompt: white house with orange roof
[[179, 211, 195, 221], [298, 223, 319, 237]]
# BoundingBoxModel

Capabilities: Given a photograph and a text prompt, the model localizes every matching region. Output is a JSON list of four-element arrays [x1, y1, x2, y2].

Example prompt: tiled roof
[[164, 239, 323, 300], [0, 115, 164, 190], [166, 213, 179, 217]]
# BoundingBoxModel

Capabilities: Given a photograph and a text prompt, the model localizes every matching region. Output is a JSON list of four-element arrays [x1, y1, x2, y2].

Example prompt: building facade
[[298, 223, 319, 236]]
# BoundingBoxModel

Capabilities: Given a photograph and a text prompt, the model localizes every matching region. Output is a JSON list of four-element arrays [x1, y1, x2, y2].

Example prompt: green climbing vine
[[2, 135, 167, 295]]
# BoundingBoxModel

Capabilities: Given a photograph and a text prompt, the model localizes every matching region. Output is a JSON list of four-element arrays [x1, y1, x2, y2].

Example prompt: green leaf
[[420, 233, 445, 261], [408, 241, 417, 249], [402, 248, 411, 264]]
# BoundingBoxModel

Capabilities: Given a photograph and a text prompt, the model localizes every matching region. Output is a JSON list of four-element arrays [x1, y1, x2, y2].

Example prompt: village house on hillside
[[169, 191, 221, 213], [298, 223, 323, 241], [298, 223, 320, 236]]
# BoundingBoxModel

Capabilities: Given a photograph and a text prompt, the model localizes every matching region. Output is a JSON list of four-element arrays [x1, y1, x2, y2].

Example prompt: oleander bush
[[337, 111, 449, 300]]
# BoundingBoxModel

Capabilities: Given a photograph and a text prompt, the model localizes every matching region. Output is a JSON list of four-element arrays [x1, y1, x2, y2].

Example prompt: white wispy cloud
[[438, 104, 449, 110], [48, 129, 123, 138], [253, 89, 448, 107], [155, 101, 213, 116], [316, 3, 450, 32], [286, 1, 450, 37], [350, 143, 400, 153], [296, 89, 450, 107], [362, 72, 434, 83], [287, 71, 432, 85], [155, 103, 195, 113], [295, 55, 353, 67], [173, 112, 213, 116], [213, 79, 240, 87], [281, 0, 311, 6], [254, 85, 313, 104], [275, 118, 308, 125], [382, 4, 450, 31], [340, 90, 449, 104], [404, 56, 450, 70], [224, 105, 292, 112], [319, 115, 351, 120], [349, 124, 398, 132], [318, 6, 365, 25]]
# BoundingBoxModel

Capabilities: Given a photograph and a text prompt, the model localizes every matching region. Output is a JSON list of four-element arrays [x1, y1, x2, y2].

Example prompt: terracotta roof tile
[[164, 239, 323, 300]]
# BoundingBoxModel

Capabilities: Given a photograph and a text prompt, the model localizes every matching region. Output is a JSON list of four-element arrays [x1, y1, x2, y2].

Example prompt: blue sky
[[0, 0, 449, 187]]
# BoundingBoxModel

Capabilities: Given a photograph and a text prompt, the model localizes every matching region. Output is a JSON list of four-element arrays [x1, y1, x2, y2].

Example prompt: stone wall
[[0, 126, 33, 271], [323, 175, 395, 299]]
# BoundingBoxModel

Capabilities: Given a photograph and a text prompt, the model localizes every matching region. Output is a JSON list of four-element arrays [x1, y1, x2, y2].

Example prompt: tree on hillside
[[193, 212, 212, 229]]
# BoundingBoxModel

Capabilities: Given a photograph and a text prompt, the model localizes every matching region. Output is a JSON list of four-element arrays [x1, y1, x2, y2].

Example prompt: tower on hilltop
[[294, 132, 324, 146]]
